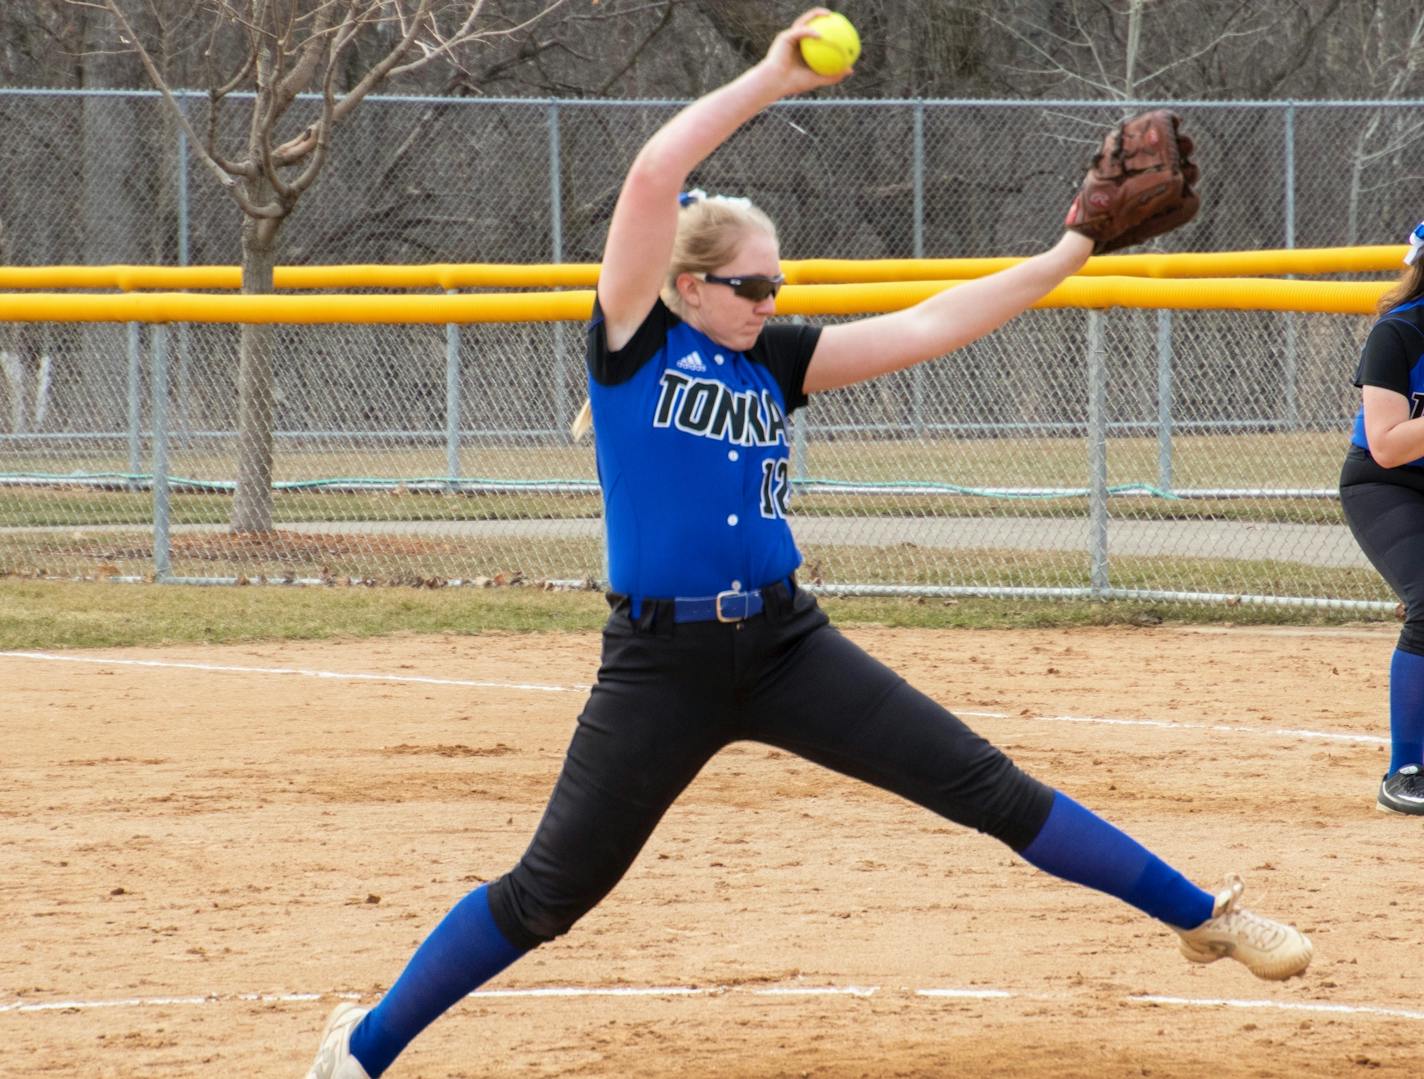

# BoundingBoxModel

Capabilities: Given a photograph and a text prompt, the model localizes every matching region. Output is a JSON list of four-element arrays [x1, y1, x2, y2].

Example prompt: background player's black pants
[[1341, 480, 1424, 656], [487, 584, 1055, 950]]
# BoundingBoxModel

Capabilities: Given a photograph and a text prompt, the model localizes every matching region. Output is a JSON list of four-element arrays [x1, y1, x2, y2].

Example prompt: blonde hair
[[660, 193, 778, 317], [570, 192, 778, 442], [570, 398, 594, 441]]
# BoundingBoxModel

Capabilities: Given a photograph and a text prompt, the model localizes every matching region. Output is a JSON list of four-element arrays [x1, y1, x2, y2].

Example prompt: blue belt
[[672, 588, 767, 624]]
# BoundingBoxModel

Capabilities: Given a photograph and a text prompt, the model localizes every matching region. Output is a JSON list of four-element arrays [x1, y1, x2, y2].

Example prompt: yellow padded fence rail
[[786, 245, 1406, 283], [0, 277, 1388, 324], [0, 245, 1405, 292]]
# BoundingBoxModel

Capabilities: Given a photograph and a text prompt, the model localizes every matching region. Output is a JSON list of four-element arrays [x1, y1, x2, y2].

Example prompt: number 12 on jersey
[[761, 458, 790, 519]]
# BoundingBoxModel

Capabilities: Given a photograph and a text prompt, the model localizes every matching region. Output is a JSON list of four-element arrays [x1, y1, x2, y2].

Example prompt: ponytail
[[570, 397, 593, 441]]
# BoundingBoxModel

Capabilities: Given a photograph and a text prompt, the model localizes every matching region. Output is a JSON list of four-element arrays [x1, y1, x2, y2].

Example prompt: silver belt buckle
[[715, 589, 749, 622]]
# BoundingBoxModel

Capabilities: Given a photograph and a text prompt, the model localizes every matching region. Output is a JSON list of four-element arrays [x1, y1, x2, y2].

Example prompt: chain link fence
[[0, 91, 1407, 610]]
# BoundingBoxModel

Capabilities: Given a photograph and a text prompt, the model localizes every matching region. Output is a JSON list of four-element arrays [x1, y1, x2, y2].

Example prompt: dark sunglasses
[[698, 272, 784, 302]]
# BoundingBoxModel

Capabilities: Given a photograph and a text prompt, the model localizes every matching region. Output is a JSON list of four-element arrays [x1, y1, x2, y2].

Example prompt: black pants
[[1341, 480, 1424, 656], [486, 584, 1055, 951]]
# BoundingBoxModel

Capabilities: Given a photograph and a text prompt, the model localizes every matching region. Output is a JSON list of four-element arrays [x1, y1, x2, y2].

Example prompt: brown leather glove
[[1064, 109, 1201, 255]]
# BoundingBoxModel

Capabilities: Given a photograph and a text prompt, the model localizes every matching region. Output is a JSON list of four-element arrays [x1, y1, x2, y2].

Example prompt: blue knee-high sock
[[348, 884, 526, 1077], [1389, 648, 1424, 774], [1019, 791, 1214, 930]]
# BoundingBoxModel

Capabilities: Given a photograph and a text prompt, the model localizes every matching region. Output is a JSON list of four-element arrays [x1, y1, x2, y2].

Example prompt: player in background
[[1341, 220, 1424, 814], [307, 10, 1312, 1077]]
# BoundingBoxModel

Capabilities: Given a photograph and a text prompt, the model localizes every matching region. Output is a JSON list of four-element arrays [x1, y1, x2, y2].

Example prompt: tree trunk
[[1346, 110, 1383, 247], [0, 349, 35, 434], [230, 211, 279, 534]]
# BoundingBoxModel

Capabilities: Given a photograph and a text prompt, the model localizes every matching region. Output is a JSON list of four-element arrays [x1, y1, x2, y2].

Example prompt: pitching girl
[[1341, 221, 1424, 815], [308, 10, 1311, 1076]]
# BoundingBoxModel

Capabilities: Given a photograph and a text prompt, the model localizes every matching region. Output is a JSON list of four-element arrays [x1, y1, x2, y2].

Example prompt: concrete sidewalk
[[19, 515, 1367, 569], [256, 515, 1368, 570]]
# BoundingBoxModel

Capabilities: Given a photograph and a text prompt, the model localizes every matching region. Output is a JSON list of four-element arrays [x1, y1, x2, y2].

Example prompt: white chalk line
[[0, 650, 581, 694], [0, 990, 357, 1013], [4, 984, 1421, 1024], [1129, 994, 1424, 1022], [2, 649, 1385, 747], [958, 709, 1388, 746]]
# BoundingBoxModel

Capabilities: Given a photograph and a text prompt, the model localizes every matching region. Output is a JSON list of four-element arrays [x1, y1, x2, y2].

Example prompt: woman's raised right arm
[[597, 9, 849, 351]]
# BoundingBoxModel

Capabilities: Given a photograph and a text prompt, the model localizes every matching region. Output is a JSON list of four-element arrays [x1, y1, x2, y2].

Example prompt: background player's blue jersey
[[586, 298, 820, 598], [1350, 298, 1424, 468]]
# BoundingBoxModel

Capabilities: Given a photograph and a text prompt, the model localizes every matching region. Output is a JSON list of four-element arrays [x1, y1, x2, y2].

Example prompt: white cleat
[[306, 1002, 372, 1079], [1175, 874, 1313, 981]]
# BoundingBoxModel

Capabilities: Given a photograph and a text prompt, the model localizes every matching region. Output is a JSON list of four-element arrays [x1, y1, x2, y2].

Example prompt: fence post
[[150, 324, 171, 580], [792, 317, 810, 485], [176, 101, 193, 449], [1087, 310, 1109, 596], [126, 322, 142, 490], [1283, 102, 1299, 430], [445, 293, 461, 486], [548, 100, 570, 441], [792, 414, 808, 486], [909, 100, 927, 438], [1156, 308, 1173, 494]]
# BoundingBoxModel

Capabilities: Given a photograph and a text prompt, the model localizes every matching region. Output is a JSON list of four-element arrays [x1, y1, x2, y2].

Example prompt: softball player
[[307, 11, 1312, 1077], [1341, 221, 1424, 815]]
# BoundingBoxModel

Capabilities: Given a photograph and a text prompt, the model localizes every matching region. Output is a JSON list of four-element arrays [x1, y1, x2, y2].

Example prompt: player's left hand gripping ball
[[1064, 110, 1200, 255], [799, 12, 860, 76]]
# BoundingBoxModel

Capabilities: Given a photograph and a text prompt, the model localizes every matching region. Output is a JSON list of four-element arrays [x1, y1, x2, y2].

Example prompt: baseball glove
[[1064, 109, 1200, 255]]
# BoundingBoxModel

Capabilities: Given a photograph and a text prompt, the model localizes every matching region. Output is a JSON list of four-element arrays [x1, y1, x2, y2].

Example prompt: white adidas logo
[[675, 351, 707, 373]]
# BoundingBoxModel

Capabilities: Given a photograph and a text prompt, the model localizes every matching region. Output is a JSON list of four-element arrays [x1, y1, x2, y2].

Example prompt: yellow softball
[[799, 12, 861, 77]]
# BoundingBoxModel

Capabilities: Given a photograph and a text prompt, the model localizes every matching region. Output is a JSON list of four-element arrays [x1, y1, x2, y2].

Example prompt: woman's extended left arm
[[802, 231, 1093, 394]]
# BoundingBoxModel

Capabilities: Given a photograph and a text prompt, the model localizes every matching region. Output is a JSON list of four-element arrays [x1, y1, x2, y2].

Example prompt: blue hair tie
[[1406, 220, 1424, 266], [677, 188, 753, 211]]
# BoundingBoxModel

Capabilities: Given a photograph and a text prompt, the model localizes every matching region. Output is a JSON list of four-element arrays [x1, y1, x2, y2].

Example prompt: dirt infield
[[5, 619, 1420, 1077]]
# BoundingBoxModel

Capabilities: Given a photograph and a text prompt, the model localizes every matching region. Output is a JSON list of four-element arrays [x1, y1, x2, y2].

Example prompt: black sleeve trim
[[749, 320, 822, 414], [587, 295, 676, 386]]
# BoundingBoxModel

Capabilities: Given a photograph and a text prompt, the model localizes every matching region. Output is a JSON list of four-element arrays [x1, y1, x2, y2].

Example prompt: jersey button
[[728, 450, 739, 461], [731, 579, 742, 590], [714, 353, 725, 365], [727, 514, 739, 527]]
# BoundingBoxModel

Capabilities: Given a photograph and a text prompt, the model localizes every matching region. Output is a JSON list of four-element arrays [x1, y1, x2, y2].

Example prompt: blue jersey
[[586, 297, 820, 598], [1349, 299, 1424, 469]]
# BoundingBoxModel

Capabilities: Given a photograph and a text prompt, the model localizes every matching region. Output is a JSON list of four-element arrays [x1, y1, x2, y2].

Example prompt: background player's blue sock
[[348, 884, 525, 1077], [1019, 791, 1214, 930], [1388, 647, 1424, 774]]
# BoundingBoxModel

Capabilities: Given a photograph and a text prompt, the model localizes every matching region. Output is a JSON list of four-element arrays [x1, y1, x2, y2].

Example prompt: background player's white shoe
[[1175, 874, 1312, 980], [305, 1002, 372, 1079]]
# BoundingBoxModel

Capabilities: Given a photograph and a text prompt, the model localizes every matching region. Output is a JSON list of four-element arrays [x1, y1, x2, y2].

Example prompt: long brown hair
[[1378, 224, 1424, 314], [1378, 259, 1424, 315]]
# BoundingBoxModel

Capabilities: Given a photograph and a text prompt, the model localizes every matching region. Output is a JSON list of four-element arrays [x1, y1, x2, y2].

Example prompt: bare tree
[[72, 0, 573, 533], [1336, 2, 1424, 244], [975, 0, 1273, 101]]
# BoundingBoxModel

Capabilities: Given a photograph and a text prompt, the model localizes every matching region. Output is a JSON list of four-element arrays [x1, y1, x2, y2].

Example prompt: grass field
[[0, 525, 1391, 602], [0, 575, 1400, 651]]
